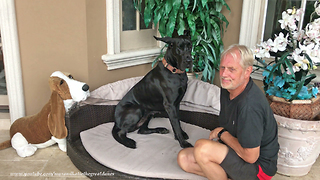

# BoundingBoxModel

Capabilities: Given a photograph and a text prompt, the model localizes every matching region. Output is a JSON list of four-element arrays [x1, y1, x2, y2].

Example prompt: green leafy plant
[[133, 0, 230, 83]]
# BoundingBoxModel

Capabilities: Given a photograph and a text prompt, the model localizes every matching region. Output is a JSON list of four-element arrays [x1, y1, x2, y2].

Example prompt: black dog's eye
[[68, 75, 74, 79], [60, 80, 64, 85]]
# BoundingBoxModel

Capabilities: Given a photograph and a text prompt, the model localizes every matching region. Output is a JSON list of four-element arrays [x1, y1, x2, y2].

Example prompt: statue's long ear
[[153, 36, 175, 45], [48, 91, 67, 139]]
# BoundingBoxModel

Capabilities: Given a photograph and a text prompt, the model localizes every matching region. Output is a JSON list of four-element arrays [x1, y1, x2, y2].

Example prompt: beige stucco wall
[[15, 0, 243, 115]]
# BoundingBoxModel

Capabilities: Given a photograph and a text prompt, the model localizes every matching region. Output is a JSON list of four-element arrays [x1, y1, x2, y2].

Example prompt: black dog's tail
[[112, 124, 137, 149]]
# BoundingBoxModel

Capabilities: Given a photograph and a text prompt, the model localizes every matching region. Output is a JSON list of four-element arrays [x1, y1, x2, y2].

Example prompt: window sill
[[251, 71, 264, 81], [101, 48, 161, 70]]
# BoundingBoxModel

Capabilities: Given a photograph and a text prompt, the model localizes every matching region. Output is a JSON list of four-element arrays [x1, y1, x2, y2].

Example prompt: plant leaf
[[164, 0, 173, 16], [187, 13, 196, 35], [201, 0, 208, 8], [177, 12, 186, 35], [144, 0, 155, 27], [167, 9, 178, 37], [216, 0, 231, 11], [153, 5, 163, 25], [274, 76, 285, 88], [183, 0, 190, 10]]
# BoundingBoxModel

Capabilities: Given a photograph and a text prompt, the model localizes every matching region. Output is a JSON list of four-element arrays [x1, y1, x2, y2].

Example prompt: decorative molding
[[102, 48, 161, 70], [0, 0, 25, 123], [275, 114, 320, 131]]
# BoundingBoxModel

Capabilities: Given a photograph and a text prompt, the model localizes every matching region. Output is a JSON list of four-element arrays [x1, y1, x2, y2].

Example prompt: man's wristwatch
[[218, 128, 227, 139]]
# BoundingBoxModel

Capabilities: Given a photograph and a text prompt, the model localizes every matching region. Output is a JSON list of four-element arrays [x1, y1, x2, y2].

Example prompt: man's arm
[[210, 127, 260, 164]]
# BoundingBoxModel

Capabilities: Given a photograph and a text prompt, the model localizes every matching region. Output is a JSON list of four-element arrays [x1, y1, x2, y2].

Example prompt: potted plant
[[133, 0, 230, 83], [254, 3, 320, 177]]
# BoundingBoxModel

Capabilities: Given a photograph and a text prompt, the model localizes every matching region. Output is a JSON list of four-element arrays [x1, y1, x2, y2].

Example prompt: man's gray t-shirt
[[219, 78, 279, 176]]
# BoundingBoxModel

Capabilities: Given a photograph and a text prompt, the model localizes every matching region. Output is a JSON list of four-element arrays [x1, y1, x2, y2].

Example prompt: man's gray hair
[[221, 44, 254, 69]]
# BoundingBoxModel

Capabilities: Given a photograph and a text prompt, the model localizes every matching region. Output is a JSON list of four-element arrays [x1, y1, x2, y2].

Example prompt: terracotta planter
[[275, 114, 320, 176], [267, 95, 320, 120]]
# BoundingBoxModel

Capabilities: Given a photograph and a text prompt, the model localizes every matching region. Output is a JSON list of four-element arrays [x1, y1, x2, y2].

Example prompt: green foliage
[[133, 0, 230, 83]]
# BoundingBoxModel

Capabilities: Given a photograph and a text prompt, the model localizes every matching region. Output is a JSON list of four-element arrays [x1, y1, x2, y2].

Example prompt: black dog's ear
[[154, 36, 175, 45], [183, 30, 191, 38]]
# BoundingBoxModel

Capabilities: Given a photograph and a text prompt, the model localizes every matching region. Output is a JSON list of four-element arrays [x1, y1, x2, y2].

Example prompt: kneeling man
[[177, 44, 279, 180]]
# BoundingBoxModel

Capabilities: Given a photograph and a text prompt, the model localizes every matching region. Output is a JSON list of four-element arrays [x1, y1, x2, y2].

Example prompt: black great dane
[[112, 31, 193, 149]]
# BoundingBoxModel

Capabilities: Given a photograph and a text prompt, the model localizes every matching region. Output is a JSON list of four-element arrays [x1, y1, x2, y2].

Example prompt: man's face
[[219, 53, 248, 91]]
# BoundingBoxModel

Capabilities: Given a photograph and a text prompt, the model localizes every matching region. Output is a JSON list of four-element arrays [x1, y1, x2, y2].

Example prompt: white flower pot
[[275, 114, 320, 176], [187, 72, 203, 80]]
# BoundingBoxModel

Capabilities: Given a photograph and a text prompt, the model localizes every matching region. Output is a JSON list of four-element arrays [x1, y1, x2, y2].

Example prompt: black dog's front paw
[[124, 138, 137, 149], [138, 127, 169, 134], [181, 141, 193, 148], [156, 127, 169, 134], [175, 130, 189, 140], [182, 130, 189, 140]]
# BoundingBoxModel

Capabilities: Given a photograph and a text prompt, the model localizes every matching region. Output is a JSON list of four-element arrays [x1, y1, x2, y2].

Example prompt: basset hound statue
[[0, 71, 90, 157]]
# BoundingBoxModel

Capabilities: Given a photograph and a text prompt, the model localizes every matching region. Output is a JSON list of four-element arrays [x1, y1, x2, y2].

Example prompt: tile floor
[[0, 130, 89, 180], [0, 129, 319, 180]]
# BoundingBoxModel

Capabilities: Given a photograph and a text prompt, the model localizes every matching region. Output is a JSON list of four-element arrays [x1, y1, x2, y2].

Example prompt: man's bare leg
[[177, 139, 229, 180]]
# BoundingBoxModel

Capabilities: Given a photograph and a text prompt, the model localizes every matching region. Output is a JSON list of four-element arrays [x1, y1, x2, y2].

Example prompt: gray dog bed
[[66, 77, 221, 179]]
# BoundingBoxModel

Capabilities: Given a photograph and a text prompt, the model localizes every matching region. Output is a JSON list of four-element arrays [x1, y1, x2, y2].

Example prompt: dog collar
[[162, 58, 185, 74]]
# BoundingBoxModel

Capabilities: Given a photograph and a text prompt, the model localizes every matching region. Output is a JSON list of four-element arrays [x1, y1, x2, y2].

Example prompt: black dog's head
[[154, 31, 193, 71]]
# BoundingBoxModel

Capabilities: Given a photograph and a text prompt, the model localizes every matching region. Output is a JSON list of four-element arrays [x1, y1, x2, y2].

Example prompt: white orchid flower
[[308, 44, 320, 64], [293, 48, 302, 56], [310, 55, 320, 64], [260, 39, 272, 50], [292, 51, 309, 70], [292, 30, 305, 41], [292, 48, 311, 70], [306, 18, 320, 42], [279, 11, 297, 31], [306, 24, 318, 40], [254, 40, 274, 58], [272, 32, 288, 52], [254, 47, 270, 58], [299, 41, 314, 55], [286, 64, 300, 75], [293, 65, 300, 72], [294, 8, 303, 21]]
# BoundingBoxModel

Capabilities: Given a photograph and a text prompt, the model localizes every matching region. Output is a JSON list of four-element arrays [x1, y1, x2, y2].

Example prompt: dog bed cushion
[[85, 76, 221, 115], [80, 118, 210, 180], [78, 77, 221, 179]]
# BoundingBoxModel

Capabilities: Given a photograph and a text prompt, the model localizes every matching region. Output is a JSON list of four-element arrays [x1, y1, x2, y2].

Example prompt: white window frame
[[240, 0, 320, 82], [102, 0, 162, 70], [0, 0, 25, 123], [239, 0, 268, 80]]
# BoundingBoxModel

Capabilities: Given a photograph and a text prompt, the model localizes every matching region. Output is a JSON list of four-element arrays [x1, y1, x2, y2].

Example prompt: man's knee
[[177, 149, 188, 171], [194, 139, 211, 161], [194, 139, 228, 164]]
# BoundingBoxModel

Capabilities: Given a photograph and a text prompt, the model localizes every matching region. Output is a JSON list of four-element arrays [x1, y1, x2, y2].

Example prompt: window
[[103, 0, 162, 70], [240, 0, 320, 81], [263, 0, 317, 41]]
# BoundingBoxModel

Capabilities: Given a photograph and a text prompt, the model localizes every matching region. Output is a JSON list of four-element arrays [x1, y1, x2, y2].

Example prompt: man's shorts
[[220, 146, 259, 180]]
